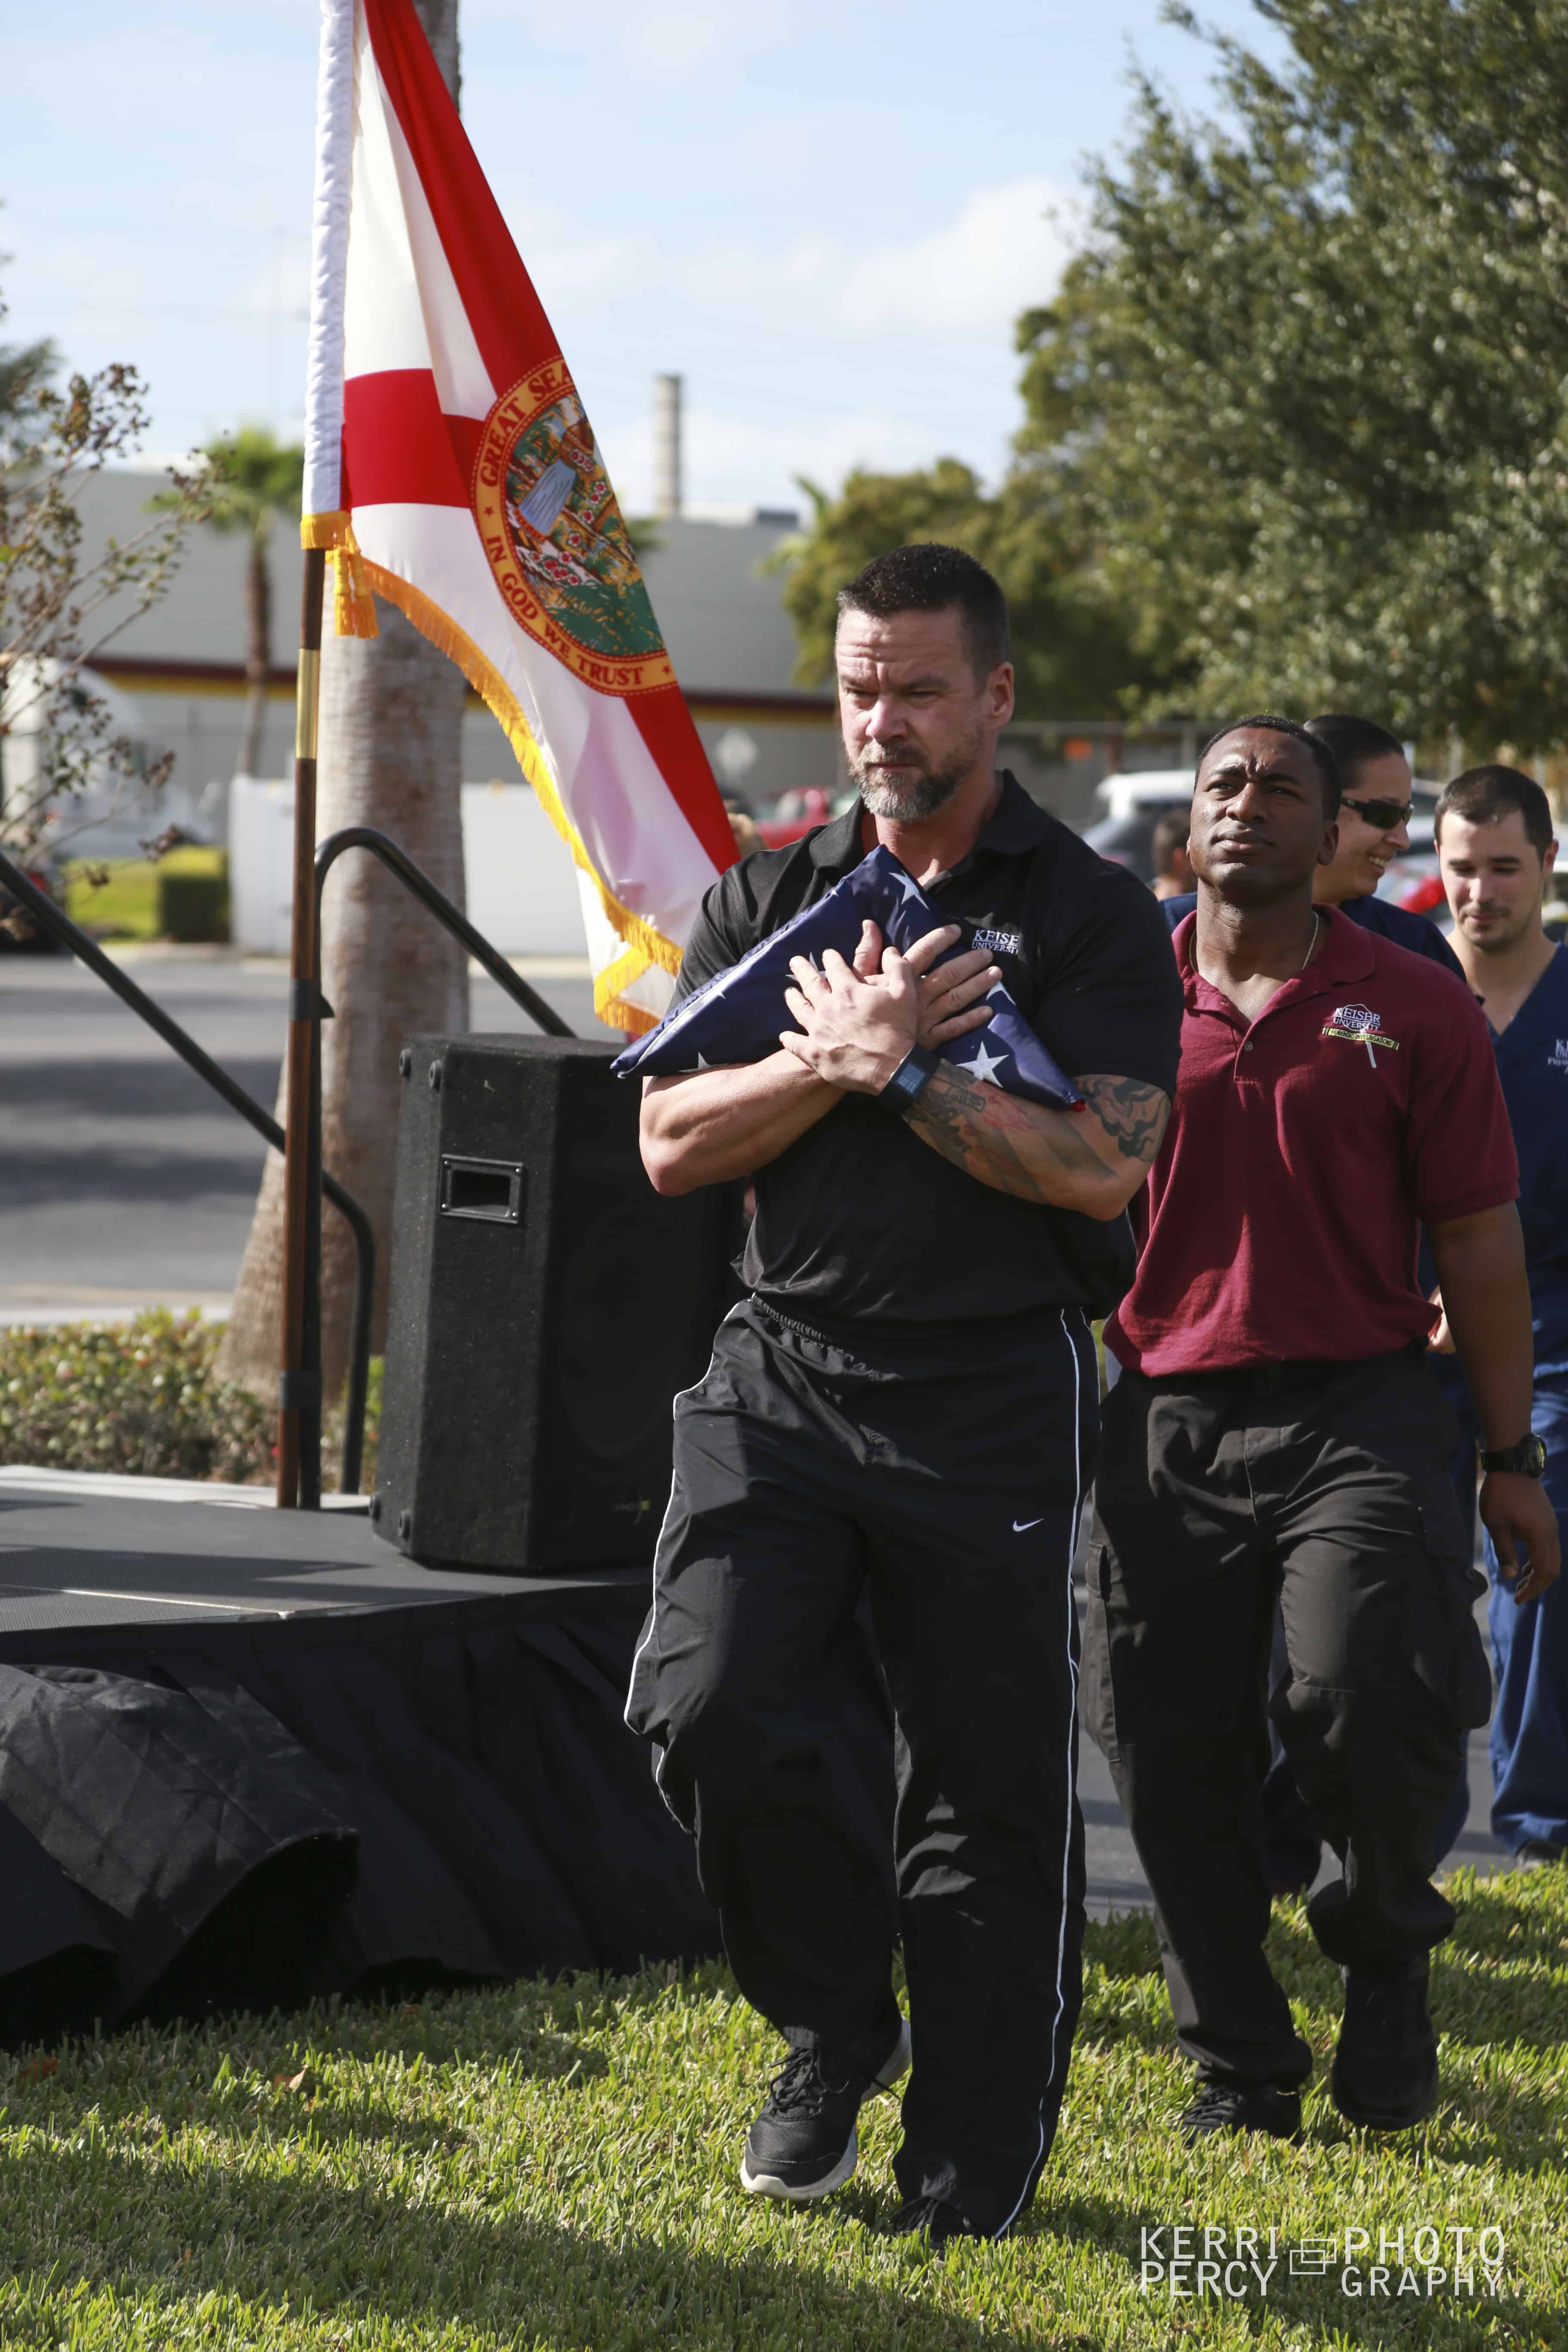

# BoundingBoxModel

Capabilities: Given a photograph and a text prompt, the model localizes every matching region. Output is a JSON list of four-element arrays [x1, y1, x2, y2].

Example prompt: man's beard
[[1461, 902, 1540, 957], [852, 741, 975, 821]]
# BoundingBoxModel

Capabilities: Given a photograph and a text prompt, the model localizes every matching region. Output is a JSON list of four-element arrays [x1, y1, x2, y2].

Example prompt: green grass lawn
[[2, 1870, 1563, 2350], [62, 848, 228, 943]]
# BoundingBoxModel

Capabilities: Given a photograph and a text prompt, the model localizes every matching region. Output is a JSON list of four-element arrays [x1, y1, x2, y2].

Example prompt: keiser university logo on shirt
[[1321, 1002, 1402, 1066], [971, 925, 1024, 959], [1547, 1038, 1568, 1072]]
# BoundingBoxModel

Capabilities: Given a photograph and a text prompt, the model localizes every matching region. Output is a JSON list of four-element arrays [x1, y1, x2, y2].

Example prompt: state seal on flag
[[473, 359, 675, 696]]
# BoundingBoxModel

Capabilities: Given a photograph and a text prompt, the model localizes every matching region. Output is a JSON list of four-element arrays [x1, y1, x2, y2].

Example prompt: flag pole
[[278, 0, 356, 1507], [276, 558, 325, 1506]]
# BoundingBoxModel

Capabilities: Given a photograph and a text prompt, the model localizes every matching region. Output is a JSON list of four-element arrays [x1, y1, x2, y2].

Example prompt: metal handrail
[[315, 829, 575, 1037], [0, 845, 376, 1494], [298, 826, 574, 1506]]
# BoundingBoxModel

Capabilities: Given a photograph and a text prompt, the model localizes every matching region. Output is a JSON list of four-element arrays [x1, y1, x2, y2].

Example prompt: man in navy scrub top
[[1429, 766, 1568, 1869]]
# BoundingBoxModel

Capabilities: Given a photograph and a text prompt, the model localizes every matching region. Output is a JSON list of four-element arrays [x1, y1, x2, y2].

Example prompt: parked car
[[756, 787, 865, 850], [0, 859, 64, 954], [1082, 771, 1194, 882], [758, 787, 836, 850], [1372, 812, 1454, 924]]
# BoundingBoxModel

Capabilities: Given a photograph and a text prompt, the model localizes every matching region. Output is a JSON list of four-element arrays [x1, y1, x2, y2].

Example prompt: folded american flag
[[610, 845, 1081, 1109]]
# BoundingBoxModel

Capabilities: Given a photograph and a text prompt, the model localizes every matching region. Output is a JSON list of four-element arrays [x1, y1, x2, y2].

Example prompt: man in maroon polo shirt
[[1084, 715, 1559, 2141]]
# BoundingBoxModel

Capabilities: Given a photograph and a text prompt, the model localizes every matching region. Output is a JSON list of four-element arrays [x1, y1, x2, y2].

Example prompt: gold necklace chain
[[1299, 910, 1321, 974]]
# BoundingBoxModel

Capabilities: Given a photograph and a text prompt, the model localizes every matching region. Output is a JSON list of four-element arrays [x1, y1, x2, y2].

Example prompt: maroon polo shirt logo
[[1322, 1001, 1401, 1053]]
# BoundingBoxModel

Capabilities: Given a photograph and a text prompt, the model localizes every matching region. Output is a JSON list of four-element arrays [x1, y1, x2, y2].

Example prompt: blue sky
[[5, 0, 1275, 514]]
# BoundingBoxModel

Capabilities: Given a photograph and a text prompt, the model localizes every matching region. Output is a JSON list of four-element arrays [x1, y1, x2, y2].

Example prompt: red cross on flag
[[301, 0, 734, 1031]]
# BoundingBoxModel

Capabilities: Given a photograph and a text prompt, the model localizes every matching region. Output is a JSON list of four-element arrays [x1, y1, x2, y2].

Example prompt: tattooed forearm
[[905, 1064, 1170, 1216], [1075, 1074, 1171, 1165], [908, 1065, 1112, 1208]]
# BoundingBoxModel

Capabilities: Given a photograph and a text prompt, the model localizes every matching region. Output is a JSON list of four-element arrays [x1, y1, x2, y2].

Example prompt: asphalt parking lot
[[0, 946, 602, 1317]]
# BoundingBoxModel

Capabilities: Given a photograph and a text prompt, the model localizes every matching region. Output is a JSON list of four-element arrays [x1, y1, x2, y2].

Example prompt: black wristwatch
[[878, 1045, 940, 1118], [1480, 1434, 1548, 1477]]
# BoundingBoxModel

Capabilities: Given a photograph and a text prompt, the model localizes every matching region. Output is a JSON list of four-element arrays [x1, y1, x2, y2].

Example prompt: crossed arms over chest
[[640, 927, 1169, 1222]]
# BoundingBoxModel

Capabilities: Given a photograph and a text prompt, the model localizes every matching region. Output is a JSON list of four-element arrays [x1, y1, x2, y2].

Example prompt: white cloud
[[455, 173, 1077, 510], [464, 0, 793, 82], [630, 9, 764, 80], [831, 180, 1078, 337], [491, 176, 1075, 352]]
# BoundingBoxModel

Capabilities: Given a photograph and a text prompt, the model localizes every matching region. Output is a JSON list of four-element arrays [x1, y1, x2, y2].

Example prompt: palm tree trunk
[[217, 0, 466, 1416], [236, 520, 272, 779]]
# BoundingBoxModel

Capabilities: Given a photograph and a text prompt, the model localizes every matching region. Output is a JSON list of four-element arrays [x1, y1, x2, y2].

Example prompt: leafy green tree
[[0, 329, 57, 464], [0, 216, 58, 464], [160, 425, 303, 779], [1017, 0, 1568, 750], [2, 276, 208, 870], [766, 456, 1156, 718], [766, 460, 991, 685]]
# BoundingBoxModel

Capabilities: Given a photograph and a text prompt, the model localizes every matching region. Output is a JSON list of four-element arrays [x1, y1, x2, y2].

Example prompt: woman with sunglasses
[[1302, 713, 1464, 975]]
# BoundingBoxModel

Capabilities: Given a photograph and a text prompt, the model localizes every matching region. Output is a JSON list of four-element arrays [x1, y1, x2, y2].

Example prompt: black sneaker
[[1178, 2079, 1303, 2144], [1517, 1838, 1565, 1868], [1331, 1955, 1437, 2130], [739, 2018, 911, 2201], [889, 2195, 980, 2247]]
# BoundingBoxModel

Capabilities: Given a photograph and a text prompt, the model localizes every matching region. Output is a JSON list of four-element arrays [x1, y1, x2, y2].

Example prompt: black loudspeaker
[[375, 1034, 741, 1572]]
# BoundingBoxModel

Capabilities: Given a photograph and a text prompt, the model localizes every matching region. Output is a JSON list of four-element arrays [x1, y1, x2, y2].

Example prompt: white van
[[1082, 771, 1193, 882]]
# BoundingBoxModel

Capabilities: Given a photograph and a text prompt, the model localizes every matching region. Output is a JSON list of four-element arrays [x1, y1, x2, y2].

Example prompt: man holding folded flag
[[624, 544, 1183, 2243]]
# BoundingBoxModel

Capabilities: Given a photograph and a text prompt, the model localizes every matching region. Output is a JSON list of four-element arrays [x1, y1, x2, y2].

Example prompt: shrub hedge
[[0, 1310, 272, 1482], [63, 848, 230, 943]]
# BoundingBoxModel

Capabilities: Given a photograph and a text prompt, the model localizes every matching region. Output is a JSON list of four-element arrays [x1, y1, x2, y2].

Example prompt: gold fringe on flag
[[300, 511, 380, 640], [353, 552, 681, 1034]]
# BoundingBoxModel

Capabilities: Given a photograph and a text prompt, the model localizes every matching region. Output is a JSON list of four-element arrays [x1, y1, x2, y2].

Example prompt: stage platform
[[0, 1470, 1512, 2049], [0, 1468, 739, 2050], [0, 1468, 649, 1643]]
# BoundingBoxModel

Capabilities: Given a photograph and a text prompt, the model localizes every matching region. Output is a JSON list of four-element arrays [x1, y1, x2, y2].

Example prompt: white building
[[70, 469, 840, 833]]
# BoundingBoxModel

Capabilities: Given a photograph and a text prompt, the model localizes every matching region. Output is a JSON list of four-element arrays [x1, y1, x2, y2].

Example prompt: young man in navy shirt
[[1087, 717, 1558, 2143], [1161, 712, 1464, 977], [1430, 767, 1568, 1868]]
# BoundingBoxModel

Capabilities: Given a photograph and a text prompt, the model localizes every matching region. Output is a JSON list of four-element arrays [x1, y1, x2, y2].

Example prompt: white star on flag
[[890, 870, 927, 906], [960, 1040, 1009, 1085]]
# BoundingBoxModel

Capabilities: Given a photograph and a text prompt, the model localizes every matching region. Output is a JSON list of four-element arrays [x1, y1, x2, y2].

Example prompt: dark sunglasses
[[1340, 792, 1414, 829]]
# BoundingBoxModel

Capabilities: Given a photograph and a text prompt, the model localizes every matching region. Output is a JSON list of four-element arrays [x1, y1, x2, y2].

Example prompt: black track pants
[[1084, 1351, 1491, 2089], [626, 1297, 1095, 2235]]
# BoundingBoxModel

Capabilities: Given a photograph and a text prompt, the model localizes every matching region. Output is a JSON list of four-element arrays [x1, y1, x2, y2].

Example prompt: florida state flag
[[300, 0, 734, 1030]]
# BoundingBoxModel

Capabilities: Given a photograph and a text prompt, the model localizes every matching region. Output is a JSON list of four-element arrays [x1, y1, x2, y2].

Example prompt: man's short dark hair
[[1305, 713, 1406, 791], [1436, 765, 1555, 858], [836, 544, 1009, 681], [1198, 714, 1341, 818], [1150, 809, 1190, 876]]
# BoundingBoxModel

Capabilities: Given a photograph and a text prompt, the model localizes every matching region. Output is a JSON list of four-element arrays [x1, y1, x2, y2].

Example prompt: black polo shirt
[[670, 773, 1184, 1326]]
